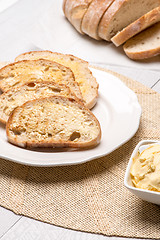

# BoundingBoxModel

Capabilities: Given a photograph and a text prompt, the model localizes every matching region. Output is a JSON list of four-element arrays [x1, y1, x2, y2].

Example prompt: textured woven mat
[[0, 65, 160, 239]]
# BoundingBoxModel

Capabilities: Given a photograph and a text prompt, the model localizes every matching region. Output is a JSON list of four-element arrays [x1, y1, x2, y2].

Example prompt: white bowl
[[124, 139, 160, 205]]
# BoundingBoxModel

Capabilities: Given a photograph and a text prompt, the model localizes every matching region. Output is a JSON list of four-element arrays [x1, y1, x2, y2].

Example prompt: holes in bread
[[62, 69, 67, 73], [51, 68, 59, 72], [69, 98, 76, 103], [27, 82, 36, 88], [3, 106, 8, 113], [13, 130, 21, 135], [12, 81, 20, 87], [41, 106, 45, 113], [0, 76, 4, 80], [13, 128, 26, 135], [7, 93, 13, 98], [62, 69, 67, 76], [49, 86, 61, 93], [69, 57, 74, 61], [41, 59, 47, 65], [9, 73, 15, 77], [48, 133, 52, 138], [44, 66, 50, 71], [69, 131, 81, 141]]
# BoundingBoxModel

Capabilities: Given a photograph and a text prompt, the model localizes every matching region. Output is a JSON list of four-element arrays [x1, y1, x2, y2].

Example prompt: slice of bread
[[81, 0, 115, 40], [15, 51, 98, 109], [111, 6, 160, 46], [98, 0, 160, 41], [0, 81, 77, 124], [0, 59, 83, 101], [123, 22, 160, 59], [6, 96, 101, 149], [64, 0, 93, 34]]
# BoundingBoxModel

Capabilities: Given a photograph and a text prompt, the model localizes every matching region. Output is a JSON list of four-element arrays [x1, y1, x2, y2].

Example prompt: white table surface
[[0, 0, 159, 239]]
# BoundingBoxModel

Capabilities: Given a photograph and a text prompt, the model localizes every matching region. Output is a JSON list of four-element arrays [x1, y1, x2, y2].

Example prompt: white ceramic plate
[[0, 68, 141, 167]]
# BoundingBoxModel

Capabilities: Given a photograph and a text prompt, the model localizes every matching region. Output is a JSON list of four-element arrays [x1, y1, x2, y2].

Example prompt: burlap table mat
[[0, 66, 160, 239]]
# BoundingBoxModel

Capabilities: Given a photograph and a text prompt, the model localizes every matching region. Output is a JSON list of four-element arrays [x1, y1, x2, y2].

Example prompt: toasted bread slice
[[15, 51, 98, 109], [64, 0, 93, 34], [0, 81, 77, 124], [81, 0, 115, 40], [0, 59, 83, 101], [6, 96, 101, 149], [123, 22, 160, 59], [111, 6, 160, 46], [98, 0, 160, 41]]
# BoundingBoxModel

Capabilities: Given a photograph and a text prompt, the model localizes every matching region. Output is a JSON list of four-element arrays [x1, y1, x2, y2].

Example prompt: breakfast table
[[0, 0, 160, 239]]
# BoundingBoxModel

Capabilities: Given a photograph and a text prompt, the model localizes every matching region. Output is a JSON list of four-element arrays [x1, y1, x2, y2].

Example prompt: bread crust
[[111, 6, 160, 46], [0, 61, 11, 69], [124, 47, 160, 59], [0, 59, 83, 101], [62, 0, 67, 14], [15, 50, 99, 109], [15, 50, 88, 63], [64, 0, 93, 33], [98, 0, 122, 40], [123, 22, 160, 59], [6, 96, 101, 149], [81, 0, 115, 40]]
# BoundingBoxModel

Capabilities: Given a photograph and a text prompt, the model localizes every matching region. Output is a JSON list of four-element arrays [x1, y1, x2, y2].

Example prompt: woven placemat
[[0, 66, 160, 239]]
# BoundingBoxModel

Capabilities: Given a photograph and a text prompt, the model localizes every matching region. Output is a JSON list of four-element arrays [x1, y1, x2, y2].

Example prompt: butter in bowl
[[124, 140, 160, 205]]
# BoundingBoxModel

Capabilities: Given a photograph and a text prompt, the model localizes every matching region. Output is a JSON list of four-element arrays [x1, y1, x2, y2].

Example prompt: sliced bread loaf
[[98, 0, 160, 41], [0, 59, 83, 101], [0, 81, 77, 124], [15, 51, 98, 109], [64, 0, 93, 34], [123, 22, 160, 59], [6, 96, 101, 149], [111, 6, 160, 46], [81, 0, 115, 40]]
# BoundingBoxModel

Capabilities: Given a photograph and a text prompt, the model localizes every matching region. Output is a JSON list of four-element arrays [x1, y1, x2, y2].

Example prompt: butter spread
[[130, 144, 160, 192]]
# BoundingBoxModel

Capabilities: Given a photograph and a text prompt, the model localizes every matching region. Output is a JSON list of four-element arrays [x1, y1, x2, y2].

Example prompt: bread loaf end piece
[[64, 0, 93, 34]]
